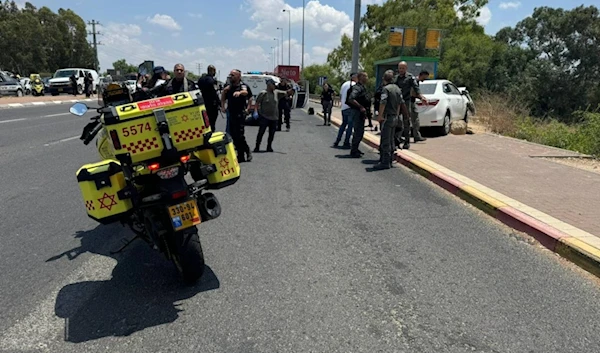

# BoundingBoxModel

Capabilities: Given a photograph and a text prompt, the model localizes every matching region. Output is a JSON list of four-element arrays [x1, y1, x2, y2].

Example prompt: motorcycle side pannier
[[194, 132, 240, 189], [102, 91, 211, 165], [76, 159, 133, 224]]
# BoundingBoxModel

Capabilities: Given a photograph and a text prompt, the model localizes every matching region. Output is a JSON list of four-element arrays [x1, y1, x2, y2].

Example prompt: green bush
[[510, 112, 600, 157]]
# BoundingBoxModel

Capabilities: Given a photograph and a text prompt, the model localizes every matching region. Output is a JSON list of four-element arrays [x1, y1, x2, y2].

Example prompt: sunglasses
[[175, 69, 184, 72]]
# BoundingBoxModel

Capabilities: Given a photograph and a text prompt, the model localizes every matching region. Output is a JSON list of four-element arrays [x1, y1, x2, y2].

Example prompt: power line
[[88, 20, 102, 72]]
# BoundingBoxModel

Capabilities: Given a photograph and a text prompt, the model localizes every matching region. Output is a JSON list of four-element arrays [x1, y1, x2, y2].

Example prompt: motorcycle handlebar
[[83, 121, 102, 145]]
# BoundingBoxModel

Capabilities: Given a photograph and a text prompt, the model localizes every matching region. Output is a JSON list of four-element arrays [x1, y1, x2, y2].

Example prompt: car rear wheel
[[16, 89, 23, 97], [438, 111, 451, 136]]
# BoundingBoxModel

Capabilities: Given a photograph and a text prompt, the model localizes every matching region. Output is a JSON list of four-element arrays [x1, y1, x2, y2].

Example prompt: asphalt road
[[1, 104, 600, 353]]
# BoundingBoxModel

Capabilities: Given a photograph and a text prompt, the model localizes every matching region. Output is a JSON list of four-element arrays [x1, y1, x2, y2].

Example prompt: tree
[[0, 1, 94, 75], [301, 64, 338, 94], [112, 59, 138, 74]]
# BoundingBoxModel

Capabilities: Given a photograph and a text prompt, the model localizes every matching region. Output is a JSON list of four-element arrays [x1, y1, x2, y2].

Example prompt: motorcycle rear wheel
[[171, 228, 205, 284]]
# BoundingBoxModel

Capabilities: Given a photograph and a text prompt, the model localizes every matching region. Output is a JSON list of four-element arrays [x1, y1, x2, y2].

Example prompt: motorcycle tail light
[[156, 166, 179, 179], [148, 162, 161, 171], [109, 129, 122, 150], [180, 154, 190, 163], [171, 190, 187, 199], [202, 109, 210, 128]]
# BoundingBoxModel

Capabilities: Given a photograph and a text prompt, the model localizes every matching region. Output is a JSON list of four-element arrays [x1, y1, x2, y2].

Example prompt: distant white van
[[241, 73, 299, 112], [48, 68, 99, 96]]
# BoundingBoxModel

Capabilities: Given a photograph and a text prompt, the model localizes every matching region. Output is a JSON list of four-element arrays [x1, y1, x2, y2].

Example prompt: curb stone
[[314, 110, 600, 279], [0, 98, 94, 110]]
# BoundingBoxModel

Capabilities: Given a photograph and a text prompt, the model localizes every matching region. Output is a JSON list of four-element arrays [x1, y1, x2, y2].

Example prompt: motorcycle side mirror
[[69, 102, 89, 116]]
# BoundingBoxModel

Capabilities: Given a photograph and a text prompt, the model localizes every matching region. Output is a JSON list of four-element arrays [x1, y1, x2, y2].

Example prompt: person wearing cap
[[333, 73, 358, 148], [198, 65, 220, 130], [253, 78, 278, 152], [142, 66, 168, 90]]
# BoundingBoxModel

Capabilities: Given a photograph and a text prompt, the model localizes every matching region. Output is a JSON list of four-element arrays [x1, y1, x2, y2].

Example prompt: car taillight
[[156, 166, 179, 179], [427, 99, 440, 106]]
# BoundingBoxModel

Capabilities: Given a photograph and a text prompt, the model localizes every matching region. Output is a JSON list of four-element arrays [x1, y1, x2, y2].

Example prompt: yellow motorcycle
[[70, 82, 240, 283], [30, 74, 45, 96]]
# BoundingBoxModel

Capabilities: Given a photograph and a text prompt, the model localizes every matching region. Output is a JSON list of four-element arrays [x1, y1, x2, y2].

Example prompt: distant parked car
[[19, 78, 31, 95], [0, 70, 25, 97], [414, 79, 473, 136]]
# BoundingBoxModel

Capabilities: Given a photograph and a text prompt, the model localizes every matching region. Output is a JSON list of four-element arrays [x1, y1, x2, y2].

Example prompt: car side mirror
[[69, 102, 89, 116]]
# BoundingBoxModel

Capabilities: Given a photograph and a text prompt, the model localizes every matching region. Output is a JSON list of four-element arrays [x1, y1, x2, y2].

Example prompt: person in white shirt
[[333, 72, 358, 148]]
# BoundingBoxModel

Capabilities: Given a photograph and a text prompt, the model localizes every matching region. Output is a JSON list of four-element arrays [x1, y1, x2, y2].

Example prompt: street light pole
[[351, 0, 361, 74], [301, 0, 305, 75], [277, 27, 284, 65], [283, 9, 291, 65], [274, 38, 279, 68], [271, 46, 275, 71]]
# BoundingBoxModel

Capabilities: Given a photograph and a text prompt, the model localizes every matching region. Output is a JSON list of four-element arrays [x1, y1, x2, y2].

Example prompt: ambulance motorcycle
[[69, 82, 241, 283]]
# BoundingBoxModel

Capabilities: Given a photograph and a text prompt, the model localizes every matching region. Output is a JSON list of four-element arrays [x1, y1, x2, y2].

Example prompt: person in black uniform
[[221, 69, 252, 162], [275, 78, 294, 131], [346, 71, 371, 158], [197, 64, 220, 131]]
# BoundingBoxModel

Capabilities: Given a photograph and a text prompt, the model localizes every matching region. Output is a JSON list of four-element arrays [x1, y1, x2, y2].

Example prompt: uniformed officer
[[374, 70, 409, 170], [197, 64, 220, 131], [221, 69, 252, 162], [275, 78, 294, 131], [346, 71, 371, 158], [395, 61, 428, 149]]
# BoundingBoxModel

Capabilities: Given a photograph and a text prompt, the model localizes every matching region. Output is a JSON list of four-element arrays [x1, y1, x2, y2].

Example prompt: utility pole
[[301, 0, 305, 75], [87, 20, 101, 72], [351, 0, 361, 74], [197, 62, 202, 75]]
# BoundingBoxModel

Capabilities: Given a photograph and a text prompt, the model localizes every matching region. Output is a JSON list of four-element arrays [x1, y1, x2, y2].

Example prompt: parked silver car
[[0, 71, 25, 97]]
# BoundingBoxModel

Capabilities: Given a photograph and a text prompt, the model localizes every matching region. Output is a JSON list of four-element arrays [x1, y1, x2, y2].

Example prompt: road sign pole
[[399, 27, 406, 58]]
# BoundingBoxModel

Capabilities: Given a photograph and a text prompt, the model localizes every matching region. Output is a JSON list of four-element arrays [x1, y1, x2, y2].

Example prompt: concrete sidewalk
[[314, 102, 600, 277]]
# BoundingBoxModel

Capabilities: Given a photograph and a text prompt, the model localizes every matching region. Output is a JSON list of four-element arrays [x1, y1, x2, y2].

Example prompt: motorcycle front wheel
[[171, 228, 205, 284]]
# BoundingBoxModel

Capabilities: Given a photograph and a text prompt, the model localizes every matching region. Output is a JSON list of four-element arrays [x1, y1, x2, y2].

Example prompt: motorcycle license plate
[[168, 200, 201, 231]]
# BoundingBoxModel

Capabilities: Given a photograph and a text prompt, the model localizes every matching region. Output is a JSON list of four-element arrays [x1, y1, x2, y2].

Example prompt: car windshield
[[419, 82, 437, 95], [54, 70, 77, 78]]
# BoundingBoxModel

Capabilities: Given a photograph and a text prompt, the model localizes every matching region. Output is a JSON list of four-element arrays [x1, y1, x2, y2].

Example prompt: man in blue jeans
[[332, 73, 358, 148]]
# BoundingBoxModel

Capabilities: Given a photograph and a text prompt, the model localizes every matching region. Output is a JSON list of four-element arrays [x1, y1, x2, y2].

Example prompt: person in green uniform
[[374, 70, 409, 170], [395, 61, 428, 149], [254, 79, 279, 152]]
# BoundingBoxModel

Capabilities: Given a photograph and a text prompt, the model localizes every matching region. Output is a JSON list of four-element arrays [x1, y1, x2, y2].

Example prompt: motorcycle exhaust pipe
[[197, 192, 221, 221]]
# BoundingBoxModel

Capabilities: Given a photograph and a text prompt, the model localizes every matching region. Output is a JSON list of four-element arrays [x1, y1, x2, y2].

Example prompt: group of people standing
[[324, 61, 429, 170]]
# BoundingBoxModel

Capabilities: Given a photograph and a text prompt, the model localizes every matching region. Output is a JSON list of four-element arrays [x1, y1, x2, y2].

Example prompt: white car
[[19, 78, 31, 95], [414, 79, 472, 136]]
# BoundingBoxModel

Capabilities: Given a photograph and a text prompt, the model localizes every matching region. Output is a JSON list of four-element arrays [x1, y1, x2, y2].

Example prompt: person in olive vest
[[394, 61, 428, 149]]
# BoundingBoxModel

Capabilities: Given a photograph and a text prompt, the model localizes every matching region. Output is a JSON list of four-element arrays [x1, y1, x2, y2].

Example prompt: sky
[[14, 0, 600, 80]]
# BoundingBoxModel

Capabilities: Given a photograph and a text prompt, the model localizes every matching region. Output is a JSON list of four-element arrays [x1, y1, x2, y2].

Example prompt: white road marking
[[44, 135, 80, 146], [0, 254, 117, 352], [0, 118, 26, 124], [31, 102, 45, 105], [41, 113, 71, 118], [8, 103, 24, 107]]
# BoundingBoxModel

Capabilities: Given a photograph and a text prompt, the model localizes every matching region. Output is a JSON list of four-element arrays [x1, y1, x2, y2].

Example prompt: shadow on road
[[46, 224, 220, 343]]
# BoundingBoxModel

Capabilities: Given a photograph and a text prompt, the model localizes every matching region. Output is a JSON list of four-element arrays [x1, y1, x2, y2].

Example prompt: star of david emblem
[[181, 115, 189, 122], [219, 157, 229, 169], [98, 192, 118, 211]]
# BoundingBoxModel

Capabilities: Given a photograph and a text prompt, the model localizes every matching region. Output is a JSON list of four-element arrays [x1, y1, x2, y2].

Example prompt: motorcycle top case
[[193, 132, 240, 189], [76, 159, 133, 224], [102, 91, 211, 165]]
